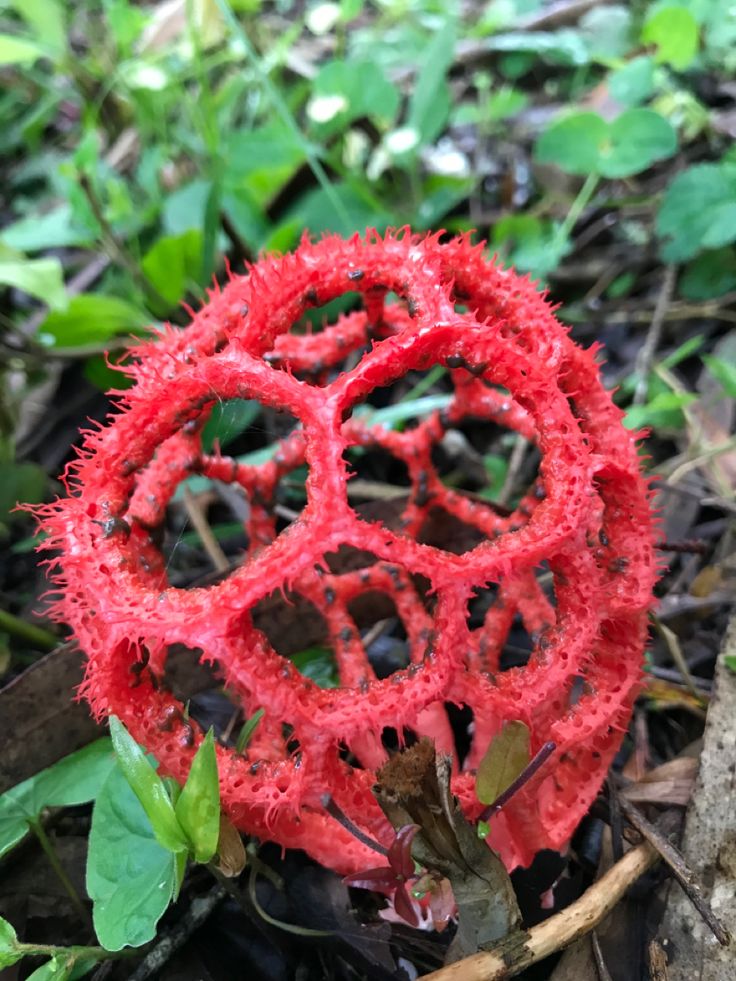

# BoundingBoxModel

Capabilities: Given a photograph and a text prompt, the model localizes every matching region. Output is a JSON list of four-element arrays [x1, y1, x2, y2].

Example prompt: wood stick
[[618, 796, 730, 946], [420, 842, 658, 981]]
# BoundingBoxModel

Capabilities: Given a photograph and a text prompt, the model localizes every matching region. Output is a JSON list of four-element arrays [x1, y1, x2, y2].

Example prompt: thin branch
[[0, 609, 57, 652], [182, 487, 230, 573], [497, 435, 529, 507], [126, 884, 227, 981], [479, 741, 557, 822], [633, 264, 677, 405], [591, 930, 614, 981], [321, 794, 389, 857], [28, 818, 93, 930], [78, 173, 169, 311], [617, 795, 731, 947]]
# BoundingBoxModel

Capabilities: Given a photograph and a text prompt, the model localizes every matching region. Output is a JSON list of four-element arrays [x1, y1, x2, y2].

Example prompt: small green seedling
[[87, 717, 222, 950]]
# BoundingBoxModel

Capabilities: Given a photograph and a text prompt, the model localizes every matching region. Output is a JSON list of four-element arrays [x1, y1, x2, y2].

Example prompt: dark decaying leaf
[[375, 739, 527, 963]]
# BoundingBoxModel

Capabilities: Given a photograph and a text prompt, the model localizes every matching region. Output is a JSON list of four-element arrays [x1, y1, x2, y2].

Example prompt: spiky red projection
[[32, 231, 656, 873]]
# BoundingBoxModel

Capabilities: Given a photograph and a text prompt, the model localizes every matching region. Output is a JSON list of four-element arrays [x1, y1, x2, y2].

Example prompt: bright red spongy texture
[[34, 231, 657, 874]]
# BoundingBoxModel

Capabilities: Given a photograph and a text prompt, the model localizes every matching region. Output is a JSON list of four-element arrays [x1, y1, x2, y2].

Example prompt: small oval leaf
[[0, 915, 22, 969], [175, 728, 221, 864], [476, 721, 531, 806], [109, 716, 187, 854], [214, 814, 247, 877]]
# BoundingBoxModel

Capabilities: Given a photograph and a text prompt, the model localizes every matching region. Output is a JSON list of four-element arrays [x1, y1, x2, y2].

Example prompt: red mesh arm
[[31, 230, 656, 874]]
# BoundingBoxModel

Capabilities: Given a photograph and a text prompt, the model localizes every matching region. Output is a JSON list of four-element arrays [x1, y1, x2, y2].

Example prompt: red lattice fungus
[[33, 231, 657, 874]]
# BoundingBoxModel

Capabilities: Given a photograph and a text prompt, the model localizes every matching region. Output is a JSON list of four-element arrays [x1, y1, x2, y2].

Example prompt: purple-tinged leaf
[[393, 884, 420, 927], [388, 823, 420, 878]]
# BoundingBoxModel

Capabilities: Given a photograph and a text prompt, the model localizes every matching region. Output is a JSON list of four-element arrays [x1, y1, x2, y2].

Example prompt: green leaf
[[724, 653, 736, 674], [0, 257, 66, 311], [9, 0, 67, 55], [0, 461, 47, 531], [0, 916, 22, 968], [87, 763, 178, 950], [109, 716, 188, 854], [308, 60, 399, 135], [680, 249, 736, 299], [162, 181, 212, 237], [491, 214, 569, 280], [486, 30, 590, 67], [291, 647, 339, 688], [481, 453, 509, 500], [414, 176, 475, 230], [202, 399, 260, 452], [0, 34, 46, 66], [703, 355, 736, 398], [235, 708, 265, 753], [579, 4, 633, 58], [24, 738, 116, 810], [174, 729, 220, 864], [536, 108, 676, 178], [0, 739, 115, 859], [83, 355, 135, 393], [38, 294, 149, 348], [0, 808, 30, 861], [141, 230, 203, 312], [598, 109, 677, 178], [608, 56, 656, 107], [0, 204, 92, 253], [660, 334, 704, 369], [642, 6, 699, 69], [224, 122, 307, 203], [407, 21, 456, 146], [535, 112, 608, 175], [284, 183, 391, 237], [486, 86, 528, 122], [476, 721, 531, 806], [25, 955, 90, 981], [624, 391, 697, 430], [220, 189, 270, 253], [656, 163, 736, 261], [201, 181, 222, 285]]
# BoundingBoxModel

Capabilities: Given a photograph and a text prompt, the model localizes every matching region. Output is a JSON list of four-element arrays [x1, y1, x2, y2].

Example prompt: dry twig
[[617, 796, 730, 947], [182, 487, 230, 573], [633, 265, 677, 405], [420, 841, 659, 980]]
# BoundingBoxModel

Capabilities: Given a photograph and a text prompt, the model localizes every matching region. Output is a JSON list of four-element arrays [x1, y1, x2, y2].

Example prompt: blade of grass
[[214, 0, 351, 230]]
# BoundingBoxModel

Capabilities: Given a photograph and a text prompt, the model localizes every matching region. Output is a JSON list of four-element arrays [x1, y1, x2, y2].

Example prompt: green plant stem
[[214, 0, 351, 229], [0, 609, 57, 651], [556, 173, 600, 247], [15, 941, 132, 961], [28, 818, 92, 929], [401, 365, 447, 402], [247, 866, 332, 937], [78, 174, 170, 313]]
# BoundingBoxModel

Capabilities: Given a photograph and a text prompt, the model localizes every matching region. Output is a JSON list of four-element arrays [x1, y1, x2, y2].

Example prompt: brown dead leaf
[[213, 814, 247, 877], [622, 756, 699, 807], [643, 677, 709, 715]]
